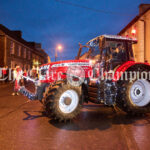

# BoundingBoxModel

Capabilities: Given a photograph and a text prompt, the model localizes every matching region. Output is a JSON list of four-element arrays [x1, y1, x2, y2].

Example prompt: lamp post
[[55, 45, 62, 62]]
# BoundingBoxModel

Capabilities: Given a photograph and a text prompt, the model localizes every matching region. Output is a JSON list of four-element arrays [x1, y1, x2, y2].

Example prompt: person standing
[[31, 66, 36, 78], [23, 69, 27, 77], [5, 66, 9, 83], [12, 65, 23, 96], [2, 67, 6, 83]]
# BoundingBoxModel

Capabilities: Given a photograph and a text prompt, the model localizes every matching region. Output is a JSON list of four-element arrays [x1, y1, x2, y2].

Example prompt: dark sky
[[0, 0, 149, 61]]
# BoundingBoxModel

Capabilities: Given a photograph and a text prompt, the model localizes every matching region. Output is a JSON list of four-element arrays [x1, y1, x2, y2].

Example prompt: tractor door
[[101, 40, 130, 72]]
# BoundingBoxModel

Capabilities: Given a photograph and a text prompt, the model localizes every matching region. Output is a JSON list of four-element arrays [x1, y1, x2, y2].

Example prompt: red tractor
[[19, 35, 150, 121]]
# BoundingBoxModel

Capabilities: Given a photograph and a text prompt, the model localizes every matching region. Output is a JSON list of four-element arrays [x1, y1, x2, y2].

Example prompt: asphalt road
[[0, 84, 150, 150]]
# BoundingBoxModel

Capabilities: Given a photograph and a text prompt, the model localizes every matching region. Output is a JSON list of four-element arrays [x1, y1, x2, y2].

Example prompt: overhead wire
[[55, 0, 135, 16]]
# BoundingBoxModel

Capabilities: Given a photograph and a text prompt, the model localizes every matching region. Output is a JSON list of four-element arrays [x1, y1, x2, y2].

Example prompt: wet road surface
[[0, 85, 150, 150]]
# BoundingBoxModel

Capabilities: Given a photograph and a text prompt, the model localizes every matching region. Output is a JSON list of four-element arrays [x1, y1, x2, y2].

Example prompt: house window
[[18, 45, 21, 57], [28, 51, 31, 60], [24, 48, 27, 58], [10, 41, 15, 54]]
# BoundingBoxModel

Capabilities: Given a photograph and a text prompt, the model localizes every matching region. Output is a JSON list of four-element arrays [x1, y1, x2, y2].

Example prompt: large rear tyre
[[117, 73, 150, 114], [43, 82, 82, 121]]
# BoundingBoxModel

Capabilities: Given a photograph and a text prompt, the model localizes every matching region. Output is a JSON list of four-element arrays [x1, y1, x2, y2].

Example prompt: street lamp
[[55, 44, 62, 62]]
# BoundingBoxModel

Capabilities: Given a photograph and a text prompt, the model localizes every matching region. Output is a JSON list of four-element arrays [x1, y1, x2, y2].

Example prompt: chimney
[[139, 4, 150, 15], [12, 30, 22, 38], [28, 42, 35, 47], [35, 43, 42, 49], [28, 42, 41, 49]]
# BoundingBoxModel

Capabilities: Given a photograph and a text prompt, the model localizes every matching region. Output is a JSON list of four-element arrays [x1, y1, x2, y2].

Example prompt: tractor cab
[[77, 35, 137, 71]]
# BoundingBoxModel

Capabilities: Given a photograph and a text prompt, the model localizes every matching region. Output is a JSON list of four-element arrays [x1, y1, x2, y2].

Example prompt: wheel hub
[[133, 86, 143, 98], [64, 97, 72, 105], [135, 89, 141, 95]]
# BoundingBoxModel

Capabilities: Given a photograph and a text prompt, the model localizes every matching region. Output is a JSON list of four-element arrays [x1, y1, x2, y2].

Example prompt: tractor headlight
[[35, 80, 41, 86], [89, 59, 96, 66]]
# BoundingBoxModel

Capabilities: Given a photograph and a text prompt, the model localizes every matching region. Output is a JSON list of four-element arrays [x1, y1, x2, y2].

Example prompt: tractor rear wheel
[[117, 70, 150, 114], [43, 82, 82, 121]]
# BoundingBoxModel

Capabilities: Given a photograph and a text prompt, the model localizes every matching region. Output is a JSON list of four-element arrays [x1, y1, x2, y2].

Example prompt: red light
[[126, 34, 129, 38], [131, 29, 136, 35]]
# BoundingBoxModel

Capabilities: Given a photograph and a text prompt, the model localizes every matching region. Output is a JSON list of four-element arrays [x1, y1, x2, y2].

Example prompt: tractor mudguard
[[113, 61, 150, 81]]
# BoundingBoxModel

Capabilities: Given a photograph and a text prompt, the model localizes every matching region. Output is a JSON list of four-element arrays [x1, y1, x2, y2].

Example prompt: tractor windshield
[[88, 38, 101, 60], [79, 46, 101, 60], [78, 45, 101, 60], [89, 44, 101, 60]]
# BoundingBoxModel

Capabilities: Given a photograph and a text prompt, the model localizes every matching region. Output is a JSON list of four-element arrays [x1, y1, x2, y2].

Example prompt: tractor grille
[[39, 69, 48, 80], [41, 69, 47, 76]]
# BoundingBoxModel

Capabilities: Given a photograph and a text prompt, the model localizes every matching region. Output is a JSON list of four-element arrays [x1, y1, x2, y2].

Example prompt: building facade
[[0, 24, 49, 69], [118, 4, 150, 62]]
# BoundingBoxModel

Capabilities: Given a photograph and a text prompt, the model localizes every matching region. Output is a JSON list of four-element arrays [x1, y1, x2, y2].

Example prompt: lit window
[[10, 41, 15, 54], [24, 48, 27, 58], [18, 45, 21, 57]]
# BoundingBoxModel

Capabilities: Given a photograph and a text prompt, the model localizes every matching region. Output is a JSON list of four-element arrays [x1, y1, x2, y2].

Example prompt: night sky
[[0, 0, 150, 61]]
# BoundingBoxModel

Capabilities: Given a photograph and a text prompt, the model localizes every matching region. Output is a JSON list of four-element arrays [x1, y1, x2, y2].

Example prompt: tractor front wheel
[[43, 82, 82, 121]]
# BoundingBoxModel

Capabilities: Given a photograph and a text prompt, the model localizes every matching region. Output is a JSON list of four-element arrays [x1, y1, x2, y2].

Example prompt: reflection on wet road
[[0, 85, 150, 150]]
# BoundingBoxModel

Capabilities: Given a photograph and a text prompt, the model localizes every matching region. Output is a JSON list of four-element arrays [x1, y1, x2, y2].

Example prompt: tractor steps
[[88, 84, 99, 103]]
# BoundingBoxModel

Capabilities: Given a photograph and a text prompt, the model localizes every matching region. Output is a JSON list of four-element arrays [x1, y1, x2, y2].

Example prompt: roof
[[118, 5, 150, 35], [0, 24, 33, 48], [0, 24, 48, 57], [102, 34, 137, 41], [87, 34, 137, 45]]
